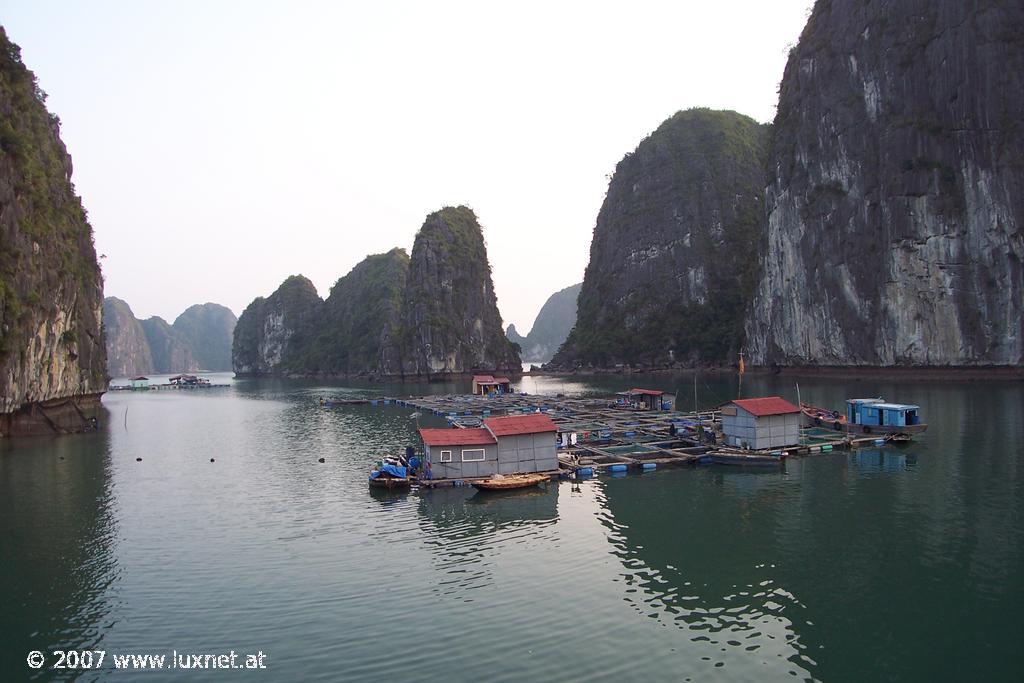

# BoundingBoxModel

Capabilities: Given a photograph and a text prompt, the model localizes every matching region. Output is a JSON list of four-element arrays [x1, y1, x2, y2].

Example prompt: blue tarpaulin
[[369, 464, 408, 479]]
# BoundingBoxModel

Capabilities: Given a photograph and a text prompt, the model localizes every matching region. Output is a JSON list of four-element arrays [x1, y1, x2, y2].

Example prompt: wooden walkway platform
[[357, 392, 894, 474]]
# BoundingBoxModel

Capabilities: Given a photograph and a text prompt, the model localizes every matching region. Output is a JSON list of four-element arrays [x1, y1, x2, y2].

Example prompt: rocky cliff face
[[171, 303, 237, 371], [139, 317, 197, 373], [0, 29, 106, 434], [747, 0, 1024, 366], [306, 248, 408, 376], [103, 297, 236, 376], [232, 208, 519, 378], [507, 282, 581, 363], [103, 297, 153, 378], [399, 206, 521, 376], [553, 109, 768, 368], [232, 275, 322, 375]]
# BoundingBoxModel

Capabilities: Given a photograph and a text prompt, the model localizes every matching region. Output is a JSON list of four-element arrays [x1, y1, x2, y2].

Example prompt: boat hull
[[470, 473, 548, 491], [368, 476, 412, 489], [709, 453, 786, 467]]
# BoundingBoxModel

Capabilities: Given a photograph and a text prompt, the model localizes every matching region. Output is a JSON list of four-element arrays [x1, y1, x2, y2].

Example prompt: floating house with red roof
[[471, 374, 513, 395], [418, 413, 558, 481], [620, 388, 669, 411], [720, 396, 801, 450]]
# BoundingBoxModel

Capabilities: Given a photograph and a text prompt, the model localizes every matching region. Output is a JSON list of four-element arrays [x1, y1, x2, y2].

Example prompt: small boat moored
[[802, 398, 927, 436], [470, 473, 549, 491], [709, 450, 786, 467], [368, 463, 412, 489]]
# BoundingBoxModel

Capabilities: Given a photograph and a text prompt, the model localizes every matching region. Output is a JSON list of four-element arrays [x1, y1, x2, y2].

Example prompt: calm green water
[[1, 372, 1022, 681]]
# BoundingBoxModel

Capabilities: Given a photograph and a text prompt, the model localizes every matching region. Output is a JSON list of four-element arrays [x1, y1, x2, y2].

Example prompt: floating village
[[344, 374, 927, 491]]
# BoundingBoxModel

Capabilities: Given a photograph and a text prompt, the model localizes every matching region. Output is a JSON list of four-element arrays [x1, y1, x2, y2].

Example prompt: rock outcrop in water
[[171, 303, 237, 372], [103, 298, 237, 376], [232, 275, 322, 375], [139, 316, 196, 374], [551, 109, 769, 369], [304, 248, 409, 375], [232, 207, 520, 378], [506, 282, 581, 363], [0, 29, 107, 435], [398, 207, 521, 377], [103, 298, 153, 378], [746, 0, 1024, 366]]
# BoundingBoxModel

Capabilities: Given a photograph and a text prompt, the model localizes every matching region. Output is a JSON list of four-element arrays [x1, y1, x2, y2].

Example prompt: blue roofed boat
[[802, 398, 927, 436]]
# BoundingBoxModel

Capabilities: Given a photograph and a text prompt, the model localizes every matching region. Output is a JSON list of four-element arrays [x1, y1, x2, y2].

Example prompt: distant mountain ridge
[[103, 298, 237, 377], [506, 283, 581, 363]]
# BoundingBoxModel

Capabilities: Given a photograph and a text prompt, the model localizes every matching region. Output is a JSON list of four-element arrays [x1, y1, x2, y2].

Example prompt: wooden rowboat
[[470, 473, 548, 491]]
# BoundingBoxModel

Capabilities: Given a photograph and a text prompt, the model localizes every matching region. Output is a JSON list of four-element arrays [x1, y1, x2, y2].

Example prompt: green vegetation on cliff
[[302, 249, 408, 374], [232, 275, 322, 375], [0, 28, 106, 419], [232, 208, 520, 377], [554, 108, 768, 368], [399, 206, 521, 376]]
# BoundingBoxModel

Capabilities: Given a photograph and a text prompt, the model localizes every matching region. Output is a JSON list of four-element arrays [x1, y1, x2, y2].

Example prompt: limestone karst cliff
[[305, 248, 408, 376], [746, 0, 1024, 366], [552, 109, 769, 369], [398, 207, 520, 377], [0, 29, 107, 435], [102, 297, 153, 378], [104, 298, 237, 377], [172, 303, 237, 372], [232, 275, 322, 376], [232, 208, 520, 378], [506, 282, 581, 363]]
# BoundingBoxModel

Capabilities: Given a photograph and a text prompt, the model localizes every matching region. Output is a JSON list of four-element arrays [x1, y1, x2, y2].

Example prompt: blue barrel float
[[642, 463, 657, 471], [576, 467, 594, 478], [608, 464, 628, 473]]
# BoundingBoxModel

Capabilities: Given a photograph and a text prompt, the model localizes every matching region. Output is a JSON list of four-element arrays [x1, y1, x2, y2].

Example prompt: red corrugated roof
[[732, 397, 800, 417], [419, 428, 496, 446], [483, 414, 557, 436], [473, 375, 495, 382], [492, 377, 511, 383], [629, 388, 665, 396]]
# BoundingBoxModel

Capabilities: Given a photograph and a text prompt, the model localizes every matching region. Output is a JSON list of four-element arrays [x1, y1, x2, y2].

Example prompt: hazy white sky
[[3, 0, 811, 331]]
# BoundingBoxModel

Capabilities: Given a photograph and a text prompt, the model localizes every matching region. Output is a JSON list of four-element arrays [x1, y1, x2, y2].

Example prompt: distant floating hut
[[472, 374, 512, 396], [169, 374, 210, 386], [617, 388, 668, 411], [130, 376, 149, 389], [721, 397, 801, 450]]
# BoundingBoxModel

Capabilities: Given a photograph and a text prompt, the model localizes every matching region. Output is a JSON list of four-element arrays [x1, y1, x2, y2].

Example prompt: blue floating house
[[846, 399, 926, 434]]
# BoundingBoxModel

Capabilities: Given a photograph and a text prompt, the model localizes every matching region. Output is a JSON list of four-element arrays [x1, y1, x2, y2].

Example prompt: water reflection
[[0, 428, 117, 680], [594, 472, 814, 679], [416, 486, 559, 601]]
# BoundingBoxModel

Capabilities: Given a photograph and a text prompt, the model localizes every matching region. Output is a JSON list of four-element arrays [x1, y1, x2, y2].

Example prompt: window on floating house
[[439, 450, 452, 462], [461, 448, 485, 462]]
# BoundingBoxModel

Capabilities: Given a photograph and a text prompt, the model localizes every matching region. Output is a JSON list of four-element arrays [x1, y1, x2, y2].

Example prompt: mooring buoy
[[136, 457, 142, 462], [318, 457, 325, 463]]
